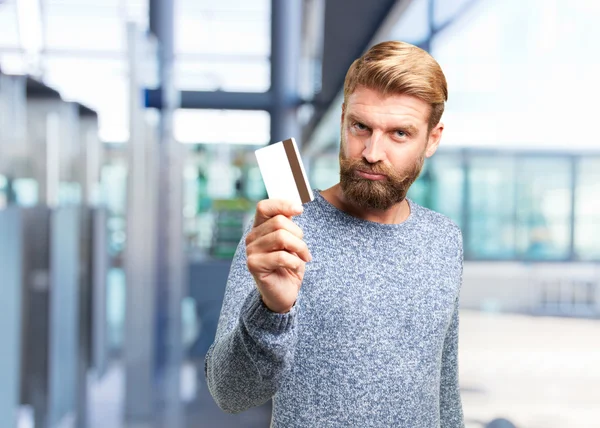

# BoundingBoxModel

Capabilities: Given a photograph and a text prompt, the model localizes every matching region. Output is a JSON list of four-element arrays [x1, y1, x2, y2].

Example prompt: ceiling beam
[[301, 0, 406, 148]]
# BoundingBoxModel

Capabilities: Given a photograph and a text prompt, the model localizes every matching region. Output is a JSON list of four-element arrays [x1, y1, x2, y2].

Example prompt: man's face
[[339, 85, 443, 211]]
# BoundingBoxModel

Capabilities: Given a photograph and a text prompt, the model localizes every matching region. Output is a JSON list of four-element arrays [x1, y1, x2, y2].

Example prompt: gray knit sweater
[[205, 189, 465, 428]]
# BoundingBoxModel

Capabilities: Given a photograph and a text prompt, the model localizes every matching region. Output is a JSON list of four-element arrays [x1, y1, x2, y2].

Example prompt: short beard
[[338, 143, 425, 211]]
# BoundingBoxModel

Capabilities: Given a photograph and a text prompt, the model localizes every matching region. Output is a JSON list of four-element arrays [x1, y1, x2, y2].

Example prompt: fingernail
[[293, 204, 304, 213]]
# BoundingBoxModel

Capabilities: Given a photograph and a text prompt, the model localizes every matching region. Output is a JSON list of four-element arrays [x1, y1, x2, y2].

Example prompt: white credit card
[[254, 138, 314, 205]]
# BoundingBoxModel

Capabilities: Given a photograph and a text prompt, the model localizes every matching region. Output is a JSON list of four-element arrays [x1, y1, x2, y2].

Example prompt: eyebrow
[[346, 113, 419, 136], [394, 123, 419, 136]]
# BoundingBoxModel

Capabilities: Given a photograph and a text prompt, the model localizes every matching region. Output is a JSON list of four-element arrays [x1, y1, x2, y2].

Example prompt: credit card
[[254, 138, 314, 205]]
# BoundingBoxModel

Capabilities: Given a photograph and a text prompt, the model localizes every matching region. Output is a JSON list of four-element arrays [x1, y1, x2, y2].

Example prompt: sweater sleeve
[[439, 228, 465, 428], [439, 294, 465, 427], [204, 218, 301, 414]]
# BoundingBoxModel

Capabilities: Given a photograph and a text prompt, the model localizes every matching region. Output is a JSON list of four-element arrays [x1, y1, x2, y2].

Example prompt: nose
[[362, 131, 386, 164]]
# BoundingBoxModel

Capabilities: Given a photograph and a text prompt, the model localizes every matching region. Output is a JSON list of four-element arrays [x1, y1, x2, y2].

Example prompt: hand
[[245, 199, 312, 313]]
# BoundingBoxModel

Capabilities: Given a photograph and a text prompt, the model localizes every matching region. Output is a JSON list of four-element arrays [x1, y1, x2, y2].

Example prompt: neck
[[322, 183, 411, 225]]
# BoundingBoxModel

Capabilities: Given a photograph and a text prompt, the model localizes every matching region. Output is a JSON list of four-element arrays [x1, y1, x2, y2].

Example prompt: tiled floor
[[88, 363, 125, 428], [87, 311, 600, 428], [459, 311, 600, 428], [86, 362, 271, 428]]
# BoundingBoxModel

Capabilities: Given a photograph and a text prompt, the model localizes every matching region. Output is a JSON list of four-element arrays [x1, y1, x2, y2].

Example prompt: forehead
[[345, 86, 430, 127]]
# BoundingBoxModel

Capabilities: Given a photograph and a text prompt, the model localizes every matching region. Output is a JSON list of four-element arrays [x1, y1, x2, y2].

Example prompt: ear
[[341, 103, 346, 125], [425, 122, 444, 158]]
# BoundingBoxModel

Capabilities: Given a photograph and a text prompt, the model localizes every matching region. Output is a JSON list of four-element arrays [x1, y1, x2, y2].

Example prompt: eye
[[352, 122, 368, 132], [395, 130, 408, 138]]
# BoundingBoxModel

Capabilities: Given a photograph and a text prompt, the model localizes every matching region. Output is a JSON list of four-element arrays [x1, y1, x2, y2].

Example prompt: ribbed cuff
[[240, 287, 299, 334]]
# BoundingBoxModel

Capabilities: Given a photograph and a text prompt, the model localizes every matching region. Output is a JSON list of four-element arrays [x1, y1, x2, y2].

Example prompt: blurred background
[[0, 0, 599, 427]]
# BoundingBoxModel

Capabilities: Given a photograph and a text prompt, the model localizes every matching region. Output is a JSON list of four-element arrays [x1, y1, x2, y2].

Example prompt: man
[[205, 40, 465, 427]]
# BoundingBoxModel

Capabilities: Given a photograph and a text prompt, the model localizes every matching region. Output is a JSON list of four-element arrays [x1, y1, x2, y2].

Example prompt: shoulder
[[289, 196, 326, 230], [410, 199, 463, 249]]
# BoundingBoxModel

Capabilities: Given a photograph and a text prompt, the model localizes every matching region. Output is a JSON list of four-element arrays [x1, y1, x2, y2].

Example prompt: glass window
[[429, 152, 464, 228], [42, 56, 129, 142], [467, 155, 517, 259], [100, 161, 127, 257], [175, 0, 271, 92], [0, 2, 20, 46], [575, 157, 600, 260], [183, 143, 266, 257], [407, 158, 432, 208], [174, 109, 270, 145], [0, 52, 27, 75], [45, 2, 125, 51], [515, 157, 572, 260], [177, 0, 270, 57], [0, 174, 7, 209], [430, 0, 600, 152], [100, 162, 127, 216], [175, 57, 270, 92], [107, 267, 126, 352], [389, 0, 430, 45], [433, 0, 477, 29], [310, 153, 339, 192], [10, 178, 38, 207]]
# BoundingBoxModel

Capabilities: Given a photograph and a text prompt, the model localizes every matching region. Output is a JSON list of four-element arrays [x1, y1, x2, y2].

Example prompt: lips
[[356, 169, 387, 180]]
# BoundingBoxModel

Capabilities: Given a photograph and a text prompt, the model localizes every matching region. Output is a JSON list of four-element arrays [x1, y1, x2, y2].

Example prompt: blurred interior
[[0, 0, 599, 427]]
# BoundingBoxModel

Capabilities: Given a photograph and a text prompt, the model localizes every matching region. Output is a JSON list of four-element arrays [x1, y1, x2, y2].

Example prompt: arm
[[440, 228, 465, 428], [204, 220, 301, 413], [439, 295, 465, 427]]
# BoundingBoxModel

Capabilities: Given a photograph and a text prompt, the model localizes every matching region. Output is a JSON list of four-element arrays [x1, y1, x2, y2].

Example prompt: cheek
[[388, 147, 421, 169], [343, 131, 365, 158]]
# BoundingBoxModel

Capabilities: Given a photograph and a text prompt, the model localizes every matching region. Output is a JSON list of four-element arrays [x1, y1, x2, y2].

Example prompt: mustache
[[339, 151, 426, 184], [346, 159, 394, 177]]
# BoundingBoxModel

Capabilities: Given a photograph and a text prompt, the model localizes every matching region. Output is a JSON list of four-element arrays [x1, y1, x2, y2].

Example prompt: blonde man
[[206, 41, 465, 428]]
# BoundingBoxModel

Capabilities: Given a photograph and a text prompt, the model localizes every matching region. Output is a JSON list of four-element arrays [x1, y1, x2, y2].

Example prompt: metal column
[[150, 0, 185, 425], [270, 0, 303, 144], [124, 23, 157, 425], [0, 208, 23, 428]]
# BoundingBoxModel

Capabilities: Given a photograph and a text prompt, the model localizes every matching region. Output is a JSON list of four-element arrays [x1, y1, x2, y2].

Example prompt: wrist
[[259, 293, 295, 314]]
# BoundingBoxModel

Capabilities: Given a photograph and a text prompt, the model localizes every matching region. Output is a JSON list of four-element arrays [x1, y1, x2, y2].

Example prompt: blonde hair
[[343, 41, 448, 132]]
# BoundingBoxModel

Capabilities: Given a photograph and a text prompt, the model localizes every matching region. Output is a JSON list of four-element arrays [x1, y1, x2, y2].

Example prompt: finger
[[249, 229, 312, 263], [247, 250, 304, 274], [246, 214, 304, 246], [253, 199, 304, 227]]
